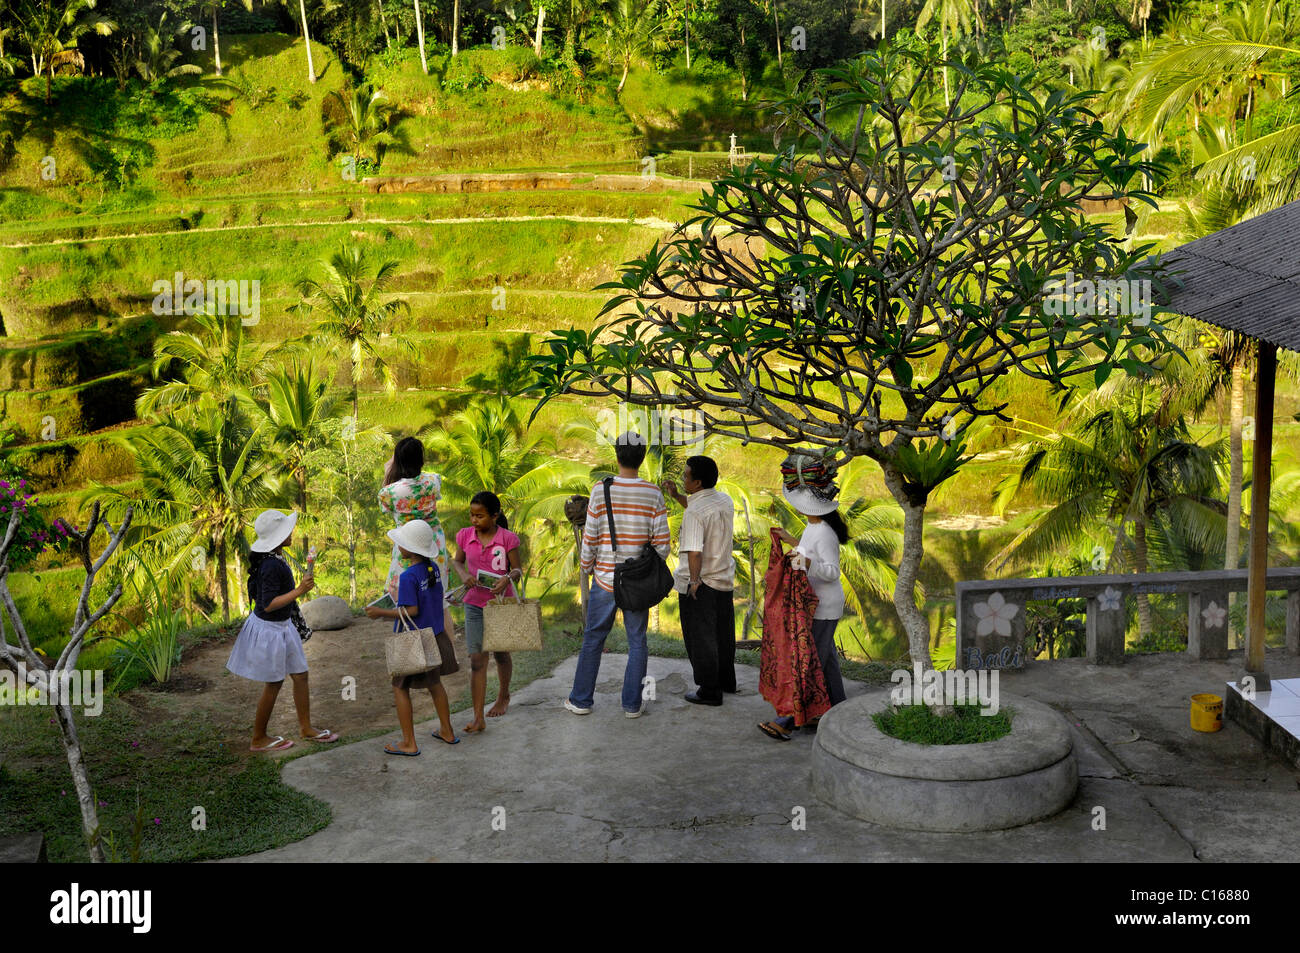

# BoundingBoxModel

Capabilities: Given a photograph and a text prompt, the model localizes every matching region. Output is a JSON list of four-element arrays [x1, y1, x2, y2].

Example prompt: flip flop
[[758, 721, 791, 742], [384, 744, 420, 757], [305, 729, 340, 743], [250, 736, 294, 752], [431, 732, 461, 745]]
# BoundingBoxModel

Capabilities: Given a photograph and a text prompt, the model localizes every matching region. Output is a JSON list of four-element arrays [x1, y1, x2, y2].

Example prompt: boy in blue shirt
[[365, 520, 461, 754]]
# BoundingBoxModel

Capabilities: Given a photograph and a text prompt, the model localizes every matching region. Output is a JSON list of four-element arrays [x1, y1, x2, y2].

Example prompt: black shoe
[[685, 691, 723, 707]]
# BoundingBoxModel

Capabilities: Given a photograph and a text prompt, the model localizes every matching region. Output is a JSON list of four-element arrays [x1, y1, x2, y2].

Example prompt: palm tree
[[13, 0, 115, 104], [135, 312, 285, 422], [198, 0, 253, 77], [92, 412, 277, 622], [992, 385, 1226, 641], [915, 0, 975, 106], [1126, 0, 1300, 213], [602, 0, 663, 95], [134, 12, 202, 85], [326, 82, 398, 167], [293, 242, 410, 424], [276, 0, 332, 84], [259, 359, 339, 561]]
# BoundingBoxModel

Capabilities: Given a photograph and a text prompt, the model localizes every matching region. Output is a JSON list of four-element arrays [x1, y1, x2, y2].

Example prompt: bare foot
[[487, 695, 510, 717], [463, 718, 486, 733], [435, 726, 459, 744]]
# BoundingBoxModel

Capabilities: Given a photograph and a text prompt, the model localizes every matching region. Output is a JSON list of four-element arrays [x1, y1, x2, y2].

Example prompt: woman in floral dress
[[379, 436, 454, 634]]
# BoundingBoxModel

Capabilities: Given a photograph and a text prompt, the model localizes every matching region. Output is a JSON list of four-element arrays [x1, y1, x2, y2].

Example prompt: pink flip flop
[[250, 736, 295, 752], [305, 728, 340, 743]]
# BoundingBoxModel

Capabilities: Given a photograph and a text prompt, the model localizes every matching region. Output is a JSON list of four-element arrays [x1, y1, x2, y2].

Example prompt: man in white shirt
[[662, 456, 736, 706]]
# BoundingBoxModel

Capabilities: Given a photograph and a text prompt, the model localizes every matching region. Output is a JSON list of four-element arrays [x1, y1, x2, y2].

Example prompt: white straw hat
[[387, 519, 439, 559], [250, 509, 299, 553]]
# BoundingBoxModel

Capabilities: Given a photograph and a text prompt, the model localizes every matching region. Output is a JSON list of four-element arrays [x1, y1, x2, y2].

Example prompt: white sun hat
[[250, 509, 299, 553], [387, 519, 439, 560]]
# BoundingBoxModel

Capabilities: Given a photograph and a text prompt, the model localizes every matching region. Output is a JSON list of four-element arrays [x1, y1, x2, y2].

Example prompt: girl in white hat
[[227, 508, 340, 752], [365, 518, 461, 754]]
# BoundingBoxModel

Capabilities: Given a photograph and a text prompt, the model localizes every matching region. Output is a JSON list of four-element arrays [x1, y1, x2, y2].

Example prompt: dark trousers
[[776, 617, 846, 730], [678, 585, 736, 701]]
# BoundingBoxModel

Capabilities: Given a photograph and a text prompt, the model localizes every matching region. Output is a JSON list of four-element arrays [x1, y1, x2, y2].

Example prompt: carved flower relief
[[1098, 586, 1123, 612], [1201, 600, 1228, 630], [973, 591, 1019, 638]]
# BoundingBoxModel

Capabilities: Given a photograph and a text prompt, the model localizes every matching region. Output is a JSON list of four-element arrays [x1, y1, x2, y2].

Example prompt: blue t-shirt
[[394, 562, 444, 634]]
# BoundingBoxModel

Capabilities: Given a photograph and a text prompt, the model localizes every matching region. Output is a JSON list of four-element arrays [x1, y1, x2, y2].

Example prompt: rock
[[301, 596, 353, 631], [0, 834, 47, 863]]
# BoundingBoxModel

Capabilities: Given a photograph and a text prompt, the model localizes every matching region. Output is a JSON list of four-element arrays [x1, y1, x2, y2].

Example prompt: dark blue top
[[394, 561, 444, 635], [251, 554, 296, 622]]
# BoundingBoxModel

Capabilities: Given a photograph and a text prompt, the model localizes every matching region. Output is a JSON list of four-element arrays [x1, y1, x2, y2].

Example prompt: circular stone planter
[[811, 690, 1077, 832]]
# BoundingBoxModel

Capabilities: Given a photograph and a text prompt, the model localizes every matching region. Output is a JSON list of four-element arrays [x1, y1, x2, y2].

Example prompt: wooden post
[[1245, 340, 1276, 691]]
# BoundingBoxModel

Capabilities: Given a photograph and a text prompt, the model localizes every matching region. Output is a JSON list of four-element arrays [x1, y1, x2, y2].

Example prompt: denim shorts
[[463, 603, 485, 655]]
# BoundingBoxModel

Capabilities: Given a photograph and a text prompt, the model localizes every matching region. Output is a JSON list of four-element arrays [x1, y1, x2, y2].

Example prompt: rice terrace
[[1, 0, 1298, 908]]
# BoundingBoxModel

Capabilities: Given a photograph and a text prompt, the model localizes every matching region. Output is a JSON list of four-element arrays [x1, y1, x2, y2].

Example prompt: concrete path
[[228, 649, 1300, 862]]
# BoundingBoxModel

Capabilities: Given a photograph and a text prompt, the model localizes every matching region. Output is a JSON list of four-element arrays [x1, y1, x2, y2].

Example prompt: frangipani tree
[[524, 39, 1176, 670]]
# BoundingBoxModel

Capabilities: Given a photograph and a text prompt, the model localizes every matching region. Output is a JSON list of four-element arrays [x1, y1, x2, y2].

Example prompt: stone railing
[[955, 568, 1300, 669]]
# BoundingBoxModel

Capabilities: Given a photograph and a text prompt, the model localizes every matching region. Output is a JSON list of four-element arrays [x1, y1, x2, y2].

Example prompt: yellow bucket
[[1190, 693, 1223, 732]]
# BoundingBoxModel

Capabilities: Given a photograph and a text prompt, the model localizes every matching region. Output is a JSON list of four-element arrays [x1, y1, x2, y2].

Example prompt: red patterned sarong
[[759, 528, 831, 726]]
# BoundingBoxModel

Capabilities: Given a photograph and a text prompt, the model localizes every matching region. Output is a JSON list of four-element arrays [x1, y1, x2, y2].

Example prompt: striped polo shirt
[[580, 476, 671, 593]]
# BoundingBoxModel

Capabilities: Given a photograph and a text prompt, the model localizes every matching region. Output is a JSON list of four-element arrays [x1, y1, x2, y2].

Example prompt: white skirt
[[226, 613, 309, 683]]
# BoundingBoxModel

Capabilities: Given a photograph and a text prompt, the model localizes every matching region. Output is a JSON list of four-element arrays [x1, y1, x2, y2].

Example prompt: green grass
[[873, 703, 1014, 745], [0, 696, 331, 862]]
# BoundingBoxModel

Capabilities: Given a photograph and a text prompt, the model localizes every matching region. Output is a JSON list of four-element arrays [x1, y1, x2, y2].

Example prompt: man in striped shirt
[[566, 432, 671, 718]]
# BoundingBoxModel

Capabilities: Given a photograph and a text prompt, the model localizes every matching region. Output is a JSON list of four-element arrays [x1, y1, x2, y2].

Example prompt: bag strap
[[601, 477, 619, 555], [395, 605, 416, 631]]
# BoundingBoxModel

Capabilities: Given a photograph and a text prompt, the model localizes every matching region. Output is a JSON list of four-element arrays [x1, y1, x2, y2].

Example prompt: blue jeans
[[569, 582, 649, 712]]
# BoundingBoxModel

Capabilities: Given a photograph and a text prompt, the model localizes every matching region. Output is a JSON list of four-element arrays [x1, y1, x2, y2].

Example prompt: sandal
[[305, 728, 340, 743], [250, 736, 294, 752], [758, 721, 791, 742], [384, 744, 420, 757]]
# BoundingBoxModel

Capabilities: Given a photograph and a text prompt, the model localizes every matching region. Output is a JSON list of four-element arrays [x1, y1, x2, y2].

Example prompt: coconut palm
[[992, 384, 1226, 641], [326, 82, 398, 167], [259, 359, 339, 561], [91, 411, 278, 623], [198, 0, 253, 77], [1126, 0, 1300, 213], [135, 312, 287, 422], [275, 0, 335, 84], [603, 0, 663, 95], [915, 0, 975, 105], [134, 12, 202, 84], [293, 242, 412, 423], [13, 0, 115, 103]]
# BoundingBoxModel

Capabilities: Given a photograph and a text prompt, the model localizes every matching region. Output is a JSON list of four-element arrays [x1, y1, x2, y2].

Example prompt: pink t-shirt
[[456, 526, 521, 608]]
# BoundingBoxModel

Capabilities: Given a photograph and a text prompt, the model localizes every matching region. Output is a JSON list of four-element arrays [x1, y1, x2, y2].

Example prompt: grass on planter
[[873, 703, 1013, 746]]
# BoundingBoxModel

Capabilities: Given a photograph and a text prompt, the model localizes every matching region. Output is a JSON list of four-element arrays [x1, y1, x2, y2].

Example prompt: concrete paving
[[228, 648, 1300, 862]]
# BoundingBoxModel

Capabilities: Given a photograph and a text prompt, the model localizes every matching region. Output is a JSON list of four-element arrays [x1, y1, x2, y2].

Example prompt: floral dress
[[378, 472, 451, 607]]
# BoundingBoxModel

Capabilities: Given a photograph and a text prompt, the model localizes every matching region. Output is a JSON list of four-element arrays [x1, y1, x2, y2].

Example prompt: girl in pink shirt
[[451, 491, 523, 733]]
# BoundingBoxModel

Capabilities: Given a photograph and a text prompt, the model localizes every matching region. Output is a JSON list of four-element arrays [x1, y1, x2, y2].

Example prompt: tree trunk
[[452, 0, 460, 55], [414, 0, 428, 74], [298, 0, 316, 83], [941, 31, 949, 107], [534, 6, 546, 58], [379, 0, 391, 47], [349, 542, 358, 604], [617, 59, 628, 94], [298, 469, 310, 561], [685, 2, 690, 69], [1226, 356, 1245, 646], [1134, 517, 1153, 639], [772, 1, 782, 68], [55, 701, 105, 862], [218, 539, 230, 622], [881, 462, 932, 671], [214, 9, 223, 76]]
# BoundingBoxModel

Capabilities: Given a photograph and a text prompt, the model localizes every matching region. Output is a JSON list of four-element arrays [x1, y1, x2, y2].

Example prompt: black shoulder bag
[[602, 477, 674, 612]]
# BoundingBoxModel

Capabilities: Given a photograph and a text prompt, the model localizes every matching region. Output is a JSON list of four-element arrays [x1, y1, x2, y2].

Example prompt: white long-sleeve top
[[794, 521, 844, 620]]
